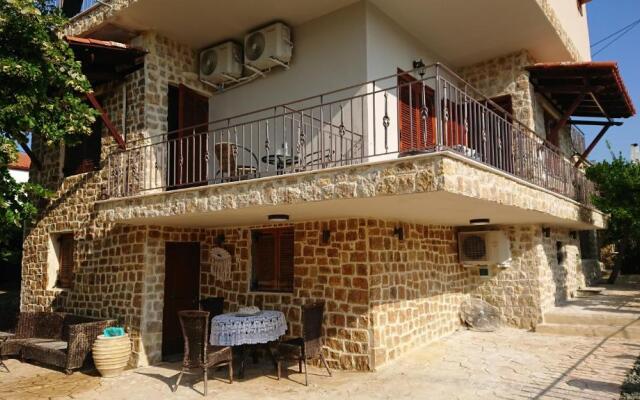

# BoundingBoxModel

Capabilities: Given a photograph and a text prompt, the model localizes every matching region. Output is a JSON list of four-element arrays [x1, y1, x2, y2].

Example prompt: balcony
[[105, 64, 595, 208]]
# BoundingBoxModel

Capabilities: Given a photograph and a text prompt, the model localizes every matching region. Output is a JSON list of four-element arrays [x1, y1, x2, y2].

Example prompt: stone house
[[22, 0, 635, 371]]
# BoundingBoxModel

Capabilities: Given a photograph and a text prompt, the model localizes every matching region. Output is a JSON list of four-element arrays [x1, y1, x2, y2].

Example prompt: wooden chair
[[274, 301, 331, 386], [173, 310, 232, 396], [213, 143, 258, 181], [199, 297, 224, 327]]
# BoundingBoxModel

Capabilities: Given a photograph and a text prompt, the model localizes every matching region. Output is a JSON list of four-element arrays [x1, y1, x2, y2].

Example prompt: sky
[[585, 0, 640, 161]]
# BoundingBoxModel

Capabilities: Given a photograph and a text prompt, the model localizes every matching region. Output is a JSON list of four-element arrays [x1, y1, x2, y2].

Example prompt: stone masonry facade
[[20, 17, 598, 371]]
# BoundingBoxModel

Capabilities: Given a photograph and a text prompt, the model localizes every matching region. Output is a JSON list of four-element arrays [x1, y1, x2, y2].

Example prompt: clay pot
[[92, 334, 131, 378]]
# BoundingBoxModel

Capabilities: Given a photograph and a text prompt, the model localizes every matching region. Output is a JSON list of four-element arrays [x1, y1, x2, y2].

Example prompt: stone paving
[[1, 327, 638, 400]]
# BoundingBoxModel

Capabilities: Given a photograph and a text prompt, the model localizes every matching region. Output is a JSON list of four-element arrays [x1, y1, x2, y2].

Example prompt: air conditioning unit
[[458, 231, 512, 267], [199, 41, 243, 85], [244, 22, 292, 71]]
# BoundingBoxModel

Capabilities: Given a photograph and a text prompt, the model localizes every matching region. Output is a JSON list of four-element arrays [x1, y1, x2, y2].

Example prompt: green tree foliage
[[586, 147, 640, 280], [0, 0, 97, 261]]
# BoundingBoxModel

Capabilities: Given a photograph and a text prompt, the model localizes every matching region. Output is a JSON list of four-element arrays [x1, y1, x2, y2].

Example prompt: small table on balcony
[[210, 310, 287, 378], [261, 149, 299, 174]]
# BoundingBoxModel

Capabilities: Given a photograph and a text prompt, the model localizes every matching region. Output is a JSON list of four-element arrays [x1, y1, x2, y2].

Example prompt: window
[[251, 227, 294, 292], [47, 233, 75, 289], [63, 117, 102, 177]]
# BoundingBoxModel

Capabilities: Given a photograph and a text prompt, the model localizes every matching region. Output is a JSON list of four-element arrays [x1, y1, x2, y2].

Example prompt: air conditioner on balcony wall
[[199, 41, 243, 85], [244, 22, 292, 71], [458, 231, 511, 267]]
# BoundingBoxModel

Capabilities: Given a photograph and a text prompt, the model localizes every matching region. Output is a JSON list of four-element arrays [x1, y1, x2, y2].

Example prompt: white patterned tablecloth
[[209, 310, 287, 346]]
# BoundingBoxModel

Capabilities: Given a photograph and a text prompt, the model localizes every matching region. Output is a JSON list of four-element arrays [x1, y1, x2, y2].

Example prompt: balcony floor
[[98, 152, 604, 230]]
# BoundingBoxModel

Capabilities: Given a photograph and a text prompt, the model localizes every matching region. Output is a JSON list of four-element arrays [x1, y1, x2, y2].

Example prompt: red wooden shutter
[[398, 72, 436, 153], [58, 234, 75, 289]]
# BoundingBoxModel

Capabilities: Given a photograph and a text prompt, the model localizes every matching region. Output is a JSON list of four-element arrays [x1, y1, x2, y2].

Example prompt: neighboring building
[[632, 143, 639, 162], [21, 0, 635, 371], [8, 153, 30, 183]]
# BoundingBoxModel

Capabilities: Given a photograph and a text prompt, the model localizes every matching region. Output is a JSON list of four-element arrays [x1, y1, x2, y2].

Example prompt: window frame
[[250, 227, 294, 293]]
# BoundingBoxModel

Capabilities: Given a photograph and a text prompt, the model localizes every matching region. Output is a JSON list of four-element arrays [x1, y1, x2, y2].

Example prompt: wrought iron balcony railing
[[105, 63, 594, 207]]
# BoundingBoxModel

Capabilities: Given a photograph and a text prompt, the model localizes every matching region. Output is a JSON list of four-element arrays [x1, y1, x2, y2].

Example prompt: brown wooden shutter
[[251, 227, 294, 292], [252, 230, 277, 290], [57, 234, 75, 289], [398, 71, 436, 154], [278, 229, 294, 291]]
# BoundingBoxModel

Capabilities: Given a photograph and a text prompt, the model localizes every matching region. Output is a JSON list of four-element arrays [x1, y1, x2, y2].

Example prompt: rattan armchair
[[274, 301, 331, 386], [173, 310, 233, 396]]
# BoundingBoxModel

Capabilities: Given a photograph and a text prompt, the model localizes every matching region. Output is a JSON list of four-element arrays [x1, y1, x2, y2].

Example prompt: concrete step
[[544, 311, 640, 327], [535, 322, 640, 339], [575, 287, 606, 298]]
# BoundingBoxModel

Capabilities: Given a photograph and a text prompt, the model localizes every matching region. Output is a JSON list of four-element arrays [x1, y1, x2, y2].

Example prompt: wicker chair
[[199, 297, 224, 327], [274, 301, 331, 386], [0, 312, 115, 374], [173, 310, 233, 396]]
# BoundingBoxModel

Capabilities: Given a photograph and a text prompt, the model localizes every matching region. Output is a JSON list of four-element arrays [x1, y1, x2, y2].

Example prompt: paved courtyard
[[1, 327, 638, 400]]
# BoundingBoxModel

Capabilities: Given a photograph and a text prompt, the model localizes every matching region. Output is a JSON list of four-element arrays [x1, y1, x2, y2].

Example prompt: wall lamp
[[469, 218, 490, 226], [322, 229, 331, 244], [393, 226, 404, 241], [268, 214, 289, 222]]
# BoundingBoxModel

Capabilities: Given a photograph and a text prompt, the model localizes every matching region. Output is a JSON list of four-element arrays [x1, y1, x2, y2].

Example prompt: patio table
[[210, 310, 287, 378]]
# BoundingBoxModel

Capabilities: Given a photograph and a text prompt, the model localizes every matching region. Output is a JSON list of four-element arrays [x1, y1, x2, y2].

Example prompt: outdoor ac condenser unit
[[458, 231, 512, 267], [199, 41, 243, 85], [244, 22, 292, 71]]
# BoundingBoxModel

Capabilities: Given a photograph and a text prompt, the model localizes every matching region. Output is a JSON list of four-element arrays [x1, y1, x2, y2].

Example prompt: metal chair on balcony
[[273, 301, 331, 386], [213, 143, 259, 182], [293, 149, 336, 172], [173, 310, 233, 396]]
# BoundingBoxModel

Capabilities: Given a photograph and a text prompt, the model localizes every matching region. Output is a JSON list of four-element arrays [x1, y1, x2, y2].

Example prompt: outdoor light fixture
[[267, 214, 289, 222], [393, 226, 404, 241], [469, 218, 490, 226], [215, 233, 225, 245], [413, 58, 426, 77], [322, 229, 331, 244], [570, 231, 577, 239]]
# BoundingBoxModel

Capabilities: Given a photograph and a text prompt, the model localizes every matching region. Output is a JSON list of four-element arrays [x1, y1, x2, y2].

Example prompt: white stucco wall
[[9, 168, 29, 183], [545, 0, 591, 61]]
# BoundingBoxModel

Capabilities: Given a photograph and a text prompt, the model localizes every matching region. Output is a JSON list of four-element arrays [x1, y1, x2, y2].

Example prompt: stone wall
[[458, 50, 576, 157], [368, 222, 467, 367], [467, 225, 584, 329]]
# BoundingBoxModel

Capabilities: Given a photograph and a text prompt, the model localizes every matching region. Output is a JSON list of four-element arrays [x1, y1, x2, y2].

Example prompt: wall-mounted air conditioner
[[458, 231, 512, 267], [199, 41, 243, 85], [244, 22, 292, 71]]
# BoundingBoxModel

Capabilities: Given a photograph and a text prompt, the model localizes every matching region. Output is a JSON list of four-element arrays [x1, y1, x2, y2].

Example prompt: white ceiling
[[116, 191, 597, 230], [94, 0, 572, 66]]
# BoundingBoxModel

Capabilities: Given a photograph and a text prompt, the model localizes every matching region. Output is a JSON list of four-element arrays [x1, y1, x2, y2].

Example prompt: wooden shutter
[[252, 230, 276, 290], [57, 234, 75, 289], [398, 72, 436, 154], [173, 84, 209, 188], [278, 229, 294, 291], [251, 227, 294, 292]]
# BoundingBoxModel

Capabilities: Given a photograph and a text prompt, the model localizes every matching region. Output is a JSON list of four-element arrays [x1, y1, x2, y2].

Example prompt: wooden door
[[162, 242, 201, 359], [398, 71, 436, 154], [168, 84, 209, 189]]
